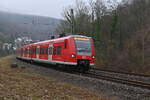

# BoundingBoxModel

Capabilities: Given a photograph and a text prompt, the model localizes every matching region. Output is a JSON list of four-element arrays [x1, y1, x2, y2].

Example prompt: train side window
[[43, 48, 44, 54], [40, 48, 43, 54], [23, 49, 24, 54], [21, 49, 23, 55], [30, 49, 31, 54], [64, 39, 67, 49], [33, 48, 35, 54], [29, 48, 32, 55], [57, 46, 61, 55], [36, 48, 39, 54], [40, 48, 42, 54], [29, 49, 30, 54], [25, 49, 26, 54], [41, 48, 43, 54], [31, 48, 33, 55], [38, 48, 40, 54], [27, 49, 29, 54], [30, 49, 32, 54], [42, 48, 43, 54], [42, 48, 44, 54], [32, 49, 33, 54], [45, 48, 48, 55], [24, 49, 26, 54], [43, 48, 45, 54], [49, 47, 53, 55], [53, 47, 57, 55], [34, 48, 36, 54]]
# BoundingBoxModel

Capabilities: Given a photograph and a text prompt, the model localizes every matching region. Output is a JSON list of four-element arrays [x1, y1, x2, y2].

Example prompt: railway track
[[65, 69, 150, 90], [85, 71, 150, 90], [17, 59, 150, 90], [92, 68, 150, 77], [16, 59, 150, 100], [91, 68, 150, 84]]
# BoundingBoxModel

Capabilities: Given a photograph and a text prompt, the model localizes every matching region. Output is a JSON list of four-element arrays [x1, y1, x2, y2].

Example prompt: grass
[[0, 56, 114, 100], [0, 56, 13, 69]]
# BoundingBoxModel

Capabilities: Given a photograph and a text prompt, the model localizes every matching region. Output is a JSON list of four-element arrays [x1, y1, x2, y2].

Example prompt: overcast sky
[[0, 0, 121, 19]]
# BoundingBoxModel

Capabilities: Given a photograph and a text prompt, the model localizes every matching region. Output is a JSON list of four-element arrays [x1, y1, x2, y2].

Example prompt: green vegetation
[[0, 32, 8, 42], [57, 0, 150, 74], [0, 32, 12, 58]]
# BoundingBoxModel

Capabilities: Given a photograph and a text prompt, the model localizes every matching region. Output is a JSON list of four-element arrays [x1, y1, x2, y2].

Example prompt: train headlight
[[71, 54, 76, 58], [92, 56, 95, 59]]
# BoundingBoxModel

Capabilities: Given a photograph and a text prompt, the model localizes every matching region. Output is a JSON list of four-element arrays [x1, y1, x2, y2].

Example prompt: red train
[[16, 35, 96, 71]]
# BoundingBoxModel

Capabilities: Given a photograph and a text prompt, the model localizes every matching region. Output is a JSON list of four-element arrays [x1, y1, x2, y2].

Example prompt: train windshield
[[74, 38, 92, 56]]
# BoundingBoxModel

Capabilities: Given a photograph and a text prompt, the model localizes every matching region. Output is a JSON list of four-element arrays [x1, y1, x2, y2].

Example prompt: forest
[[57, 0, 150, 74]]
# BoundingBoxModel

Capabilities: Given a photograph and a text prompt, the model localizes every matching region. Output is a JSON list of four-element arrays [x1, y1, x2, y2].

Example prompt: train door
[[48, 44, 53, 61], [29, 47, 32, 59], [63, 39, 68, 62], [53, 42, 63, 62], [32, 46, 36, 59]]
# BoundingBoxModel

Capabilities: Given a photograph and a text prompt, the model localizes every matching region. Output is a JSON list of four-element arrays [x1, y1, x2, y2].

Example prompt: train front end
[[72, 36, 95, 71]]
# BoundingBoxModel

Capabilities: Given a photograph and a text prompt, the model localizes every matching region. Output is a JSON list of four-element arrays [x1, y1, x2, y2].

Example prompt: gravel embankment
[[0, 56, 108, 100], [91, 69, 150, 84], [15, 59, 150, 100]]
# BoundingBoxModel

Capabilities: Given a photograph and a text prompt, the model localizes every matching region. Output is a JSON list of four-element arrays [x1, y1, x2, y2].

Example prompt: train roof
[[21, 35, 91, 48]]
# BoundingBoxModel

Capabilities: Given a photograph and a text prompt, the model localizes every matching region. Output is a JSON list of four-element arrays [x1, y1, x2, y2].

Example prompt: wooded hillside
[[0, 11, 60, 42], [57, 0, 150, 74], [0, 11, 60, 57]]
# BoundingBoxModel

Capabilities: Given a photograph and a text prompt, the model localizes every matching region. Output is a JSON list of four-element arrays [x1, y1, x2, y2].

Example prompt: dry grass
[[0, 56, 113, 100], [0, 56, 13, 69]]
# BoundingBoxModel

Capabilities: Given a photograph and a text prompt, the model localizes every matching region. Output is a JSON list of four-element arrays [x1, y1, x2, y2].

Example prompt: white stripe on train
[[17, 56, 95, 66]]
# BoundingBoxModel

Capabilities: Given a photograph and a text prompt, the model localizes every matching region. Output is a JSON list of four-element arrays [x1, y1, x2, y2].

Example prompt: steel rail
[[79, 71, 150, 90], [16, 59, 150, 90], [92, 68, 150, 77]]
